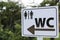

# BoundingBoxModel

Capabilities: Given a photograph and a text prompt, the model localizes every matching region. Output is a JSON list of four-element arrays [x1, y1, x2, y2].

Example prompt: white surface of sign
[[21, 6, 59, 38]]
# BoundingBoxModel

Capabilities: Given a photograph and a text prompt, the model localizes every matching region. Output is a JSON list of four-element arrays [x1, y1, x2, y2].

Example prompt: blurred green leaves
[[40, 1, 57, 6], [0, 1, 35, 40]]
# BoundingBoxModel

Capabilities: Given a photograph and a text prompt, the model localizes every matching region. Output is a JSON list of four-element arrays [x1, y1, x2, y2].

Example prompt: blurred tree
[[0, 1, 35, 40], [40, 1, 57, 6]]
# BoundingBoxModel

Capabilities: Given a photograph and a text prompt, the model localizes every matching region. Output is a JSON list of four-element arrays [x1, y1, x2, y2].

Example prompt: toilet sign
[[21, 6, 59, 38]]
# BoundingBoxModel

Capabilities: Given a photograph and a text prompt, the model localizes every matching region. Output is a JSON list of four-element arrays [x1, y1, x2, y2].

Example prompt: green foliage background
[[0, 2, 36, 40]]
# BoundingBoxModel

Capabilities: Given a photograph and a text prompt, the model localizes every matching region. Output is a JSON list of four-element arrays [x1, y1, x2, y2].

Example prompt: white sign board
[[21, 6, 59, 38]]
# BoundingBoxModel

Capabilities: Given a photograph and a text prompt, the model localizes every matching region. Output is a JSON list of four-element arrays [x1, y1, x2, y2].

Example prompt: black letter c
[[47, 17, 54, 27]]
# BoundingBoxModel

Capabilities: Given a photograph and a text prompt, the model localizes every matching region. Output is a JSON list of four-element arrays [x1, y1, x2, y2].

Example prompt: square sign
[[21, 6, 59, 38]]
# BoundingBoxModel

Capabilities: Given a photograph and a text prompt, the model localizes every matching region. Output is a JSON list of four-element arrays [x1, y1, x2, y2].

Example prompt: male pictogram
[[30, 11, 33, 19], [24, 11, 27, 19]]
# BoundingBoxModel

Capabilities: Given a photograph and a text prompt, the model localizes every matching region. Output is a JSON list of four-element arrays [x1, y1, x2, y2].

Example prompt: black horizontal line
[[35, 29, 55, 31]]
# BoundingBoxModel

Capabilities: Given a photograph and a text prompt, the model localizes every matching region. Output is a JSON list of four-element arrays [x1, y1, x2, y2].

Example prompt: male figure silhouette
[[30, 11, 33, 19], [24, 11, 27, 19]]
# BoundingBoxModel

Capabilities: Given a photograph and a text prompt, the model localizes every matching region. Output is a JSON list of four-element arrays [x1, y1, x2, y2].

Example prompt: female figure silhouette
[[24, 11, 27, 19]]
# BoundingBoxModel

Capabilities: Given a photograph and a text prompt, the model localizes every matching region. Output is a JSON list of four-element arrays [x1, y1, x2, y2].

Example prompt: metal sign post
[[37, 37, 43, 40]]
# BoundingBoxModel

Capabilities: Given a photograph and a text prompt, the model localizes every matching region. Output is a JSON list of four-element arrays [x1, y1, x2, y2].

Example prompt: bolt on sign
[[21, 6, 59, 38]]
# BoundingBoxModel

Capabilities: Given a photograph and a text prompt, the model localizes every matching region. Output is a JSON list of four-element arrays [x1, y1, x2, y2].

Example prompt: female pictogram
[[24, 11, 27, 19]]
